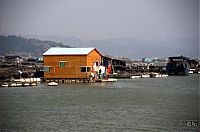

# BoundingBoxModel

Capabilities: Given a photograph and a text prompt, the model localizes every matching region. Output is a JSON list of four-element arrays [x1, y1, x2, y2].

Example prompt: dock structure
[[42, 47, 119, 84], [0, 77, 40, 87], [44, 78, 117, 84], [45, 78, 92, 84]]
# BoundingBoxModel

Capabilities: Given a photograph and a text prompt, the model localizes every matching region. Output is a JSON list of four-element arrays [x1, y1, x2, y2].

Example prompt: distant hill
[[0, 35, 71, 57], [45, 36, 198, 59], [2, 35, 198, 59]]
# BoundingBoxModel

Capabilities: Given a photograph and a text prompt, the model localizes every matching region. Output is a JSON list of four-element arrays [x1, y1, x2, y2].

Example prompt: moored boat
[[150, 72, 168, 78], [131, 75, 141, 79], [2, 84, 9, 87], [101, 78, 117, 82], [166, 56, 189, 75], [16, 83, 22, 87], [10, 83, 17, 87], [48, 82, 58, 86], [23, 83, 30, 86], [31, 83, 37, 86], [150, 73, 161, 78], [189, 69, 195, 74], [188, 71, 193, 74], [161, 74, 168, 77], [141, 74, 150, 78]]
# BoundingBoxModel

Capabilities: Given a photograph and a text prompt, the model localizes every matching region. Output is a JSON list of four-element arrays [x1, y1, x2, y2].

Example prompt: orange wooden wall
[[43, 49, 101, 79]]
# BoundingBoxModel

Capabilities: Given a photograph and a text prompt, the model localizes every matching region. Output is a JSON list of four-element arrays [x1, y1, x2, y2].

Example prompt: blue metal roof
[[43, 47, 96, 55]]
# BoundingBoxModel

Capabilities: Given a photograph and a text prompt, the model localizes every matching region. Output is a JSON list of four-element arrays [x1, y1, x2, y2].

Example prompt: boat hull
[[166, 64, 189, 75]]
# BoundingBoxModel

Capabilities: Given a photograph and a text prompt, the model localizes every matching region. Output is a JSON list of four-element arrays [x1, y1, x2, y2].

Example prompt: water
[[0, 75, 199, 131]]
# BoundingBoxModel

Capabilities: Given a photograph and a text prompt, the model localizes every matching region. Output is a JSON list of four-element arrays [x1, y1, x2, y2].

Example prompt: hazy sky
[[0, 0, 199, 41]]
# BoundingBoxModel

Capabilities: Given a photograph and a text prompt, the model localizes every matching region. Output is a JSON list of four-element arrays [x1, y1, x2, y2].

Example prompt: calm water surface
[[0, 75, 199, 131]]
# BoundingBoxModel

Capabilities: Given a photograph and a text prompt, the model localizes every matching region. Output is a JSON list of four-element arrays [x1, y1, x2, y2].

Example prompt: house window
[[44, 66, 54, 72], [80, 67, 90, 72], [59, 61, 66, 68], [44, 67, 50, 72]]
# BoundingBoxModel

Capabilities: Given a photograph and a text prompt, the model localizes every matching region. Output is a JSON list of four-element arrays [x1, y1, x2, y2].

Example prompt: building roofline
[[43, 47, 101, 56], [87, 48, 102, 56]]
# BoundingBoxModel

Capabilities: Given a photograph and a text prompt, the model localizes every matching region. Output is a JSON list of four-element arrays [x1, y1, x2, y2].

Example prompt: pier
[[0, 53, 200, 87], [0, 78, 40, 87]]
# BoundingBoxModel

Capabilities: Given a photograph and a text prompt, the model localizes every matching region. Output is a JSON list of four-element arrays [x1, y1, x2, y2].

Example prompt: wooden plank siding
[[87, 49, 102, 67], [43, 49, 101, 79]]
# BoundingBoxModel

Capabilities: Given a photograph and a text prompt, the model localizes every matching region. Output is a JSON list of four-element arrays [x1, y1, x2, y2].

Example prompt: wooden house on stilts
[[43, 47, 102, 82]]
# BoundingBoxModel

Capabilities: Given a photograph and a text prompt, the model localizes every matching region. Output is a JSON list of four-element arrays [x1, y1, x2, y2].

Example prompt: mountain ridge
[[57, 36, 198, 59], [0, 35, 71, 57], [0, 35, 198, 59]]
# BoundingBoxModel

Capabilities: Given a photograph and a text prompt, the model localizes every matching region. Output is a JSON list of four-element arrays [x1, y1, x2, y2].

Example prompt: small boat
[[48, 82, 58, 86], [31, 83, 37, 86], [188, 71, 193, 74], [154, 74, 162, 78], [2, 84, 9, 87], [131, 75, 141, 79], [152, 73, 168, 78], [141, 74, 150, 78], [161, 74, 168, 77], [189, 69, 195, 74], [150, 72, 168, 78], [10, 83, 17, 87], [150, 73, 161, 78], [198, 71, 200, 74], [16, 83, 22, 87], [101, 78, 117, 82], [23, 83, 30, 86]]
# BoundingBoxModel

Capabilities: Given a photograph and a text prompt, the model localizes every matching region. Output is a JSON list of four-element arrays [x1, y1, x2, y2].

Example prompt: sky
[[0, 0, 199, 41]]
